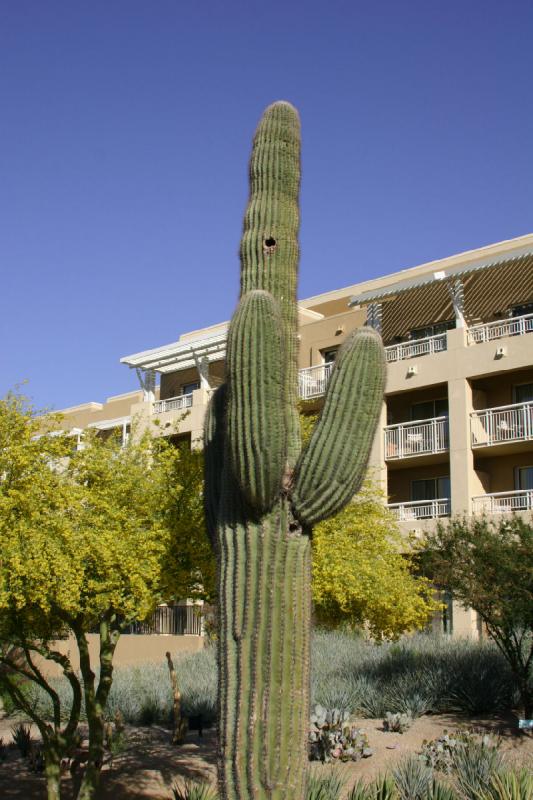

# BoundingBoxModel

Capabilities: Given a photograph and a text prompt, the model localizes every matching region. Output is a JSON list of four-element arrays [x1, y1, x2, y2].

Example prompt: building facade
[[59, 234, 533, 636]]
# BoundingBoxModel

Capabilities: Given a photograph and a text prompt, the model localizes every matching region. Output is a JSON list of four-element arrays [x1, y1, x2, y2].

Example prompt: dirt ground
[[0, 712, 531, 799]]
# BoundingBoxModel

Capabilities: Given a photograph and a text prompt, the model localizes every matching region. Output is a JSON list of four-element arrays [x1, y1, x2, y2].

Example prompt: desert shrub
[[451, 734, 504, 799], [104, 647, 217, 727], [309, 705, 373, 763], [21, 630, 520, 731], [307, 770, 345, 800], [393, 756, 433, 800], [311, 631, 517, 718], [172, 780, 218, 800], [11, 722, 33, 758], [383, 712, 413, 733], [348, 776, 397, 800]]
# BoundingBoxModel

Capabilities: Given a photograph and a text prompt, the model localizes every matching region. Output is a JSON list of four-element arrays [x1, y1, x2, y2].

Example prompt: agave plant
[[172, 780, 219, 800], [393, 756, 433, 800], [306, 771, 346, 800]]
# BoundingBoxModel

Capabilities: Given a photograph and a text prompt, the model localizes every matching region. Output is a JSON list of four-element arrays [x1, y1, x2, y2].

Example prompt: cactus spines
[[227, 290, 285, 511], [204, 102, 385, 800], [292, 327, 386, 527]]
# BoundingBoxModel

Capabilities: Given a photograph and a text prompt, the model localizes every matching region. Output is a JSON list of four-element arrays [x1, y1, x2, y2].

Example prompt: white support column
[[135, 368, 156, 402], [448, 279, 466, 329], [194, 355, 211, 389], [366, 302, 383, 334]]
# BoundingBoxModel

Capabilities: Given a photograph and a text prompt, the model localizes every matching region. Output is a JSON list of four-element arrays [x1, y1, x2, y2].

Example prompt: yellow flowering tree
[[301, 408, 438, 638], [0, 393, 212, 800], [312, 482, 439, 638]]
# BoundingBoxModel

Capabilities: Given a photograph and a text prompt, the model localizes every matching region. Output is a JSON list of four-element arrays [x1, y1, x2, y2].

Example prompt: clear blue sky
[[2, 1, 533, 409]]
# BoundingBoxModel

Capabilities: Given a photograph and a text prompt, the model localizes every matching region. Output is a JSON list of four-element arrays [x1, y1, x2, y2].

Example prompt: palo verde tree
[[204, 102, 386, 799], [312, 480, 439, 639], [0, 392, 211, 800], [423, 515, 533, 718]]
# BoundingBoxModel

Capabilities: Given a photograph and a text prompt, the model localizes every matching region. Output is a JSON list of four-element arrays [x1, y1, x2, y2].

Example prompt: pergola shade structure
[[120, 328, 229, 393], [351, 247, 533, 344]]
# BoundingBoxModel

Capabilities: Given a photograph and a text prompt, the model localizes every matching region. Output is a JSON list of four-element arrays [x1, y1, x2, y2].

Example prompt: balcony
[[385, 416, 449, 460], [385, 333, 447, 363], [388, 498, 451, 521], [298, 362, 334, 400], [471, 401, 533, 448], [467, 313, 533, 345], [153, 394, 193, 414], [472, 490, 533, 514]]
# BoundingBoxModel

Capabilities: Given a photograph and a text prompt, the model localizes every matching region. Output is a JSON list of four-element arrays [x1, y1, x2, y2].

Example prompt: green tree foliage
[[0, 392, 211, 800], [423, 515, 533, 717], [312, 482, 439, 639], [302, 408, 438, 639]]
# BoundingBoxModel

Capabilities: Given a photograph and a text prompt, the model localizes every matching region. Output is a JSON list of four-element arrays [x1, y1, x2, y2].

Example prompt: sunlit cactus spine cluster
[[204, 101, 386, 800]]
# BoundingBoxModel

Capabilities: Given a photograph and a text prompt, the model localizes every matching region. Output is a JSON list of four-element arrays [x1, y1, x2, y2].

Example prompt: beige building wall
[[54, 235, 533, 641]]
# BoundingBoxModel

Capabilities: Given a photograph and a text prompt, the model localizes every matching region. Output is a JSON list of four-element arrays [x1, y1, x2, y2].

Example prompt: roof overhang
[[88, 416, 131, 431], [350, 245, 533, 306], [120, 329, 229, 374]]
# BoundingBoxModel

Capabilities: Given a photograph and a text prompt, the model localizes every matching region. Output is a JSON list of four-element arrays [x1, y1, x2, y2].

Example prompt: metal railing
[[153, 394, 193, 414], [472, 490, 533, 514], [388, 498, 451, 520], [470, 401, 533, 447], [384, 416, 449, 459], [467, 313, 533, 345], [298, 362, 334, 400], [385, 333, 447, 363], [124, 605, 203, 635]]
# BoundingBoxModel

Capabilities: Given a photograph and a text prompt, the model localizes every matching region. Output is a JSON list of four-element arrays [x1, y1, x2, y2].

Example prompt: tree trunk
[[44, 744, 62, 800], [74, 620, 120, 800]]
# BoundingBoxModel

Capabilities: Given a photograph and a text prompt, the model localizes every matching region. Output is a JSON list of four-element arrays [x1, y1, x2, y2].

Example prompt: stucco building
[[59, 233, 533, 636]]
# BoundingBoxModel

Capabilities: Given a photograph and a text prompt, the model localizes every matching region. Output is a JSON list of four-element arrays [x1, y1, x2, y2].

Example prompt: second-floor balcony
[[471, 401, 533, 448], [467, 313, 533, 345], [298, 362, 334, 400], [384, 333, 447, 363], [472, 489, 533, 514], [385, 416, 449, 460], [153, 394, 193, 414], [388, 498, 451, 520]]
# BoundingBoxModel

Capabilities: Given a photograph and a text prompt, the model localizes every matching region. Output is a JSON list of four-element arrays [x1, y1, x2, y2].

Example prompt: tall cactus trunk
[[204, 102, 386, 800], [218, 505, 311, 799]]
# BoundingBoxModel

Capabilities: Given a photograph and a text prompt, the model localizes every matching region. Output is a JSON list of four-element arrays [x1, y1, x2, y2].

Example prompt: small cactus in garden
[[204, 101, 386, 799]]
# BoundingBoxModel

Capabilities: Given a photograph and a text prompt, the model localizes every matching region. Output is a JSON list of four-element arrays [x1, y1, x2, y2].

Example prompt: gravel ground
[[0, 712, 531, 799]]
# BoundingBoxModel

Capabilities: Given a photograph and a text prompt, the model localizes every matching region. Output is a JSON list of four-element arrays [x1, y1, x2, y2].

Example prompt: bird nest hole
[[263, 237, 277, 254]]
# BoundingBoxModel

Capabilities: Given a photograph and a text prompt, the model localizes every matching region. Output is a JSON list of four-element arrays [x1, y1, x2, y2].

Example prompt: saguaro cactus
[[204, 101, 386, 800]]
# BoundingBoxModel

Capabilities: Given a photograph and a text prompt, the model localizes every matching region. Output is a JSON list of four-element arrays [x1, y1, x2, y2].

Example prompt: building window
[[442, 590, 453, 635], [322, 348, 338, 364], [511, 302, 533, 318], [410, 398, 448, 420], [181, 382, 200, 396], [409, 321, 454, 341], [515, 466, 533, 491], [513, 383, 533, 404], [411, 476, 450, 502]]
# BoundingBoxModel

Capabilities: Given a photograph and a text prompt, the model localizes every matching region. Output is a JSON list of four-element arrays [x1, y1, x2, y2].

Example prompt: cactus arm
[[203, 383, 227, 547], [240, 101, 301, 467], [291, 327, 386, 527], [226, 289, 287, 512]]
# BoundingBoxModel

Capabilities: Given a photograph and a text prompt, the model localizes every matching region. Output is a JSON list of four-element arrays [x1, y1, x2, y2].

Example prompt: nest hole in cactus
[[263, 237, 277, 253]]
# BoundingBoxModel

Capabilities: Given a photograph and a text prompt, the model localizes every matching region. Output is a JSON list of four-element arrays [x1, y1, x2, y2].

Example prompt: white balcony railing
[[470, 401, 533, 447], [472, 490, 533, 514], [298, 362, 334, 400], [385, 333, 447, 363], [153, 394, 193, 414], [467, 313, 533, 345], [384, 416, 449, 460], [388, 498, 451, 521]]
